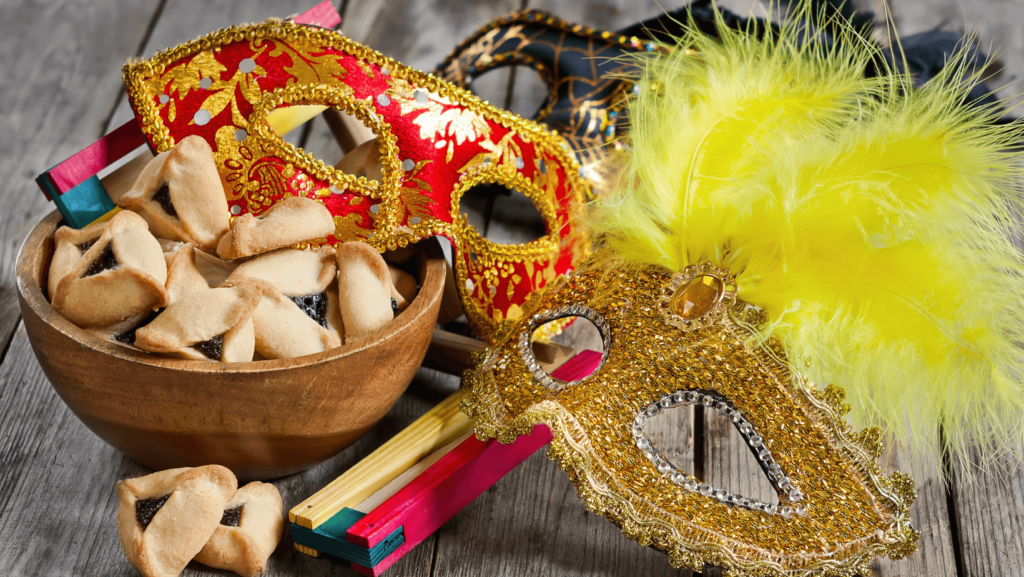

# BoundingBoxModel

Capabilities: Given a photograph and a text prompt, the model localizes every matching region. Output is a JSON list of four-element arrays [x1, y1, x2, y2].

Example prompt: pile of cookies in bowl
[[46, 135, 417, 362], [18, 134, 445, 480]]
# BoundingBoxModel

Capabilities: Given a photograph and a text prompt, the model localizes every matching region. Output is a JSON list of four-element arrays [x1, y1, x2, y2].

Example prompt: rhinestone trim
[[632, 389, 806, 517], [518, 304, 611, 391]]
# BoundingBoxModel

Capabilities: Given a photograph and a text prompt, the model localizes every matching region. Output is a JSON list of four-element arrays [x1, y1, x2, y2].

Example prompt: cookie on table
[[51, 210, 168, 327], [194, 482, 284, 577], [336, 242, 394, 341], [133, 279, 265, 362], [48, 219, 109, 300], [118, 135, 230, 253], [216, 196, 334, 260], [116, 465, 237, 577], [227, 247, 342, 359]]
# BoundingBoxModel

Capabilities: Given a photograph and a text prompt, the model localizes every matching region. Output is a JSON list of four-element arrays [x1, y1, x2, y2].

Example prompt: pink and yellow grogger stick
[[289, 346, 602, 575]]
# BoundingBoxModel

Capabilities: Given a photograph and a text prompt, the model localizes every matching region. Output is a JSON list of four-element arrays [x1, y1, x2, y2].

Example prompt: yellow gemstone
[[671, 275, 723, 319]]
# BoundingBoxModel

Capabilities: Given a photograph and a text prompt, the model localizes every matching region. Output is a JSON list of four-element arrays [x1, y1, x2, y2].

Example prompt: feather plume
[[590, 3, 1024, 472]]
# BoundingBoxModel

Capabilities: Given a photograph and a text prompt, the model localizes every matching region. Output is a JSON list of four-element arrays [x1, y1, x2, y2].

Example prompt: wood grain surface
[[1, 0, 1021, 576]]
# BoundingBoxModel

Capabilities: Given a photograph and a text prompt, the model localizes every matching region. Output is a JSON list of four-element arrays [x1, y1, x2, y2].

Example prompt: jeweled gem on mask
[[671, 274, 723, 319]]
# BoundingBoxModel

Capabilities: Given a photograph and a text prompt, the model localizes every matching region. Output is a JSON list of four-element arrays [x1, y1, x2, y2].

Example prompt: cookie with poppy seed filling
[[387, 264, 418, 312], [51, 210, 168, 327], [115, 465, 237, 577], [160, 241, 210, 305], [226, 247, 343, 358], [194, 482, 284, 577], [336, 241, 394, 341], [118, 135, 230, 253], [133, 279, 264, 362], [48, 219, 109, 300]]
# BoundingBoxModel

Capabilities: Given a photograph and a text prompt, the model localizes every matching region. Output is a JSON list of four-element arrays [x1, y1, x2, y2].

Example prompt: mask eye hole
[[458, 183, 548, 245], [518, 305, 610, 391], [280, 107, 382, 185], [464, 62, 553, 121], [633, 390, 807, 518]]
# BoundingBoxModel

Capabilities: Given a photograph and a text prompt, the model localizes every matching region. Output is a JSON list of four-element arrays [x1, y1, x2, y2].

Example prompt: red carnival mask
[[123, 18, 590, 342]]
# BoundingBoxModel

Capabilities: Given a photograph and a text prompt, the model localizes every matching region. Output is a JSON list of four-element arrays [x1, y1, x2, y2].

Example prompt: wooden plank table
[[1, 0, 1022, 576]]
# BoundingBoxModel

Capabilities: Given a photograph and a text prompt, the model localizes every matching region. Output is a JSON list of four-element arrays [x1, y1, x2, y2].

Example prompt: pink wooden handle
[[347, 349, 603, 575], [293, 0, 341, 27]]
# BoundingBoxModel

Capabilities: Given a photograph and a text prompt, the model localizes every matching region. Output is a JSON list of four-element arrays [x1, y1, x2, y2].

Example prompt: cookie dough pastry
[[134, 279, 264, 362], [85, 309, 161, 350], [194, 482, 284, 577], [118, 135, 230, 253], [336, 242, 394, 341], [228, 248, 342, 358], [48, 219, 108, 300], [335, 138, 383, 182], [194, 249, 237, 288], [51, 210, 168, 327], [387, 264, 417, 312], [116, 465, 237, 577], [162, 242, 209, 305], [216, 196, 334, 260]]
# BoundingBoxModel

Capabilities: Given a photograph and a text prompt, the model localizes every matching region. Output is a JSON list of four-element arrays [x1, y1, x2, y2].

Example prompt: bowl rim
[[16, 210, 447, 374]]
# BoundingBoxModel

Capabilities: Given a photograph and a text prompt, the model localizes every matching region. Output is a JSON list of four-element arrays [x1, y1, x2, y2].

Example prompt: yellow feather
[[590, 3, 1024, 472]]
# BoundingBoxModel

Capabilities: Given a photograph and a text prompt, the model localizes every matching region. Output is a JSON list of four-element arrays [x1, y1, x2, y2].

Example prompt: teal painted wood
[[291, 508, 405, 568], [45, 176, 116, 228]]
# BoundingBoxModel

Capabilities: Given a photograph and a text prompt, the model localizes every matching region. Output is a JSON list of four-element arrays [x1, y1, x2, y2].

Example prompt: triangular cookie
[[161, 241, 210, 305], [216, 196, 334, 260], [388, 264, 417, 312], [194, 482, 284, 577], [118, 135, 230, 253], [133, 279, 264, 362], [116, 465, 237, 577], [227, 248, 342, 358], [48, 219, 108, 300], [52, 210, 168, 327]]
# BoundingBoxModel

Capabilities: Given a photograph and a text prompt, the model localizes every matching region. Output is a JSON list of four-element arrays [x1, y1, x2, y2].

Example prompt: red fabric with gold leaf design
[[124, 20, 589, 341]]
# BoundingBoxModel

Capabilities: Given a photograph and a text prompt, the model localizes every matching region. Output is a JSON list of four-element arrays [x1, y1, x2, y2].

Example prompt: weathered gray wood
[[699, 409, 774, 577], [431, 449, 695, 577], [0, 0, 161, 357], [869, 441, 958, 577], [702, 410, 778, 506], [0, 323, 148, 577], [949, 453, 1024, 577]]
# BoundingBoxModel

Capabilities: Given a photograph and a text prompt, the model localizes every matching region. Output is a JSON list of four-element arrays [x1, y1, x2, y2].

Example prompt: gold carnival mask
[[463, 261, 918, 575], [122, 18, 590, 342]]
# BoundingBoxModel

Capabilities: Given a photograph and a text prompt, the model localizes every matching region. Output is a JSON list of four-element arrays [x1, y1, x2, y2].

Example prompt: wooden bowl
[[16, 210, 445, 481]]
